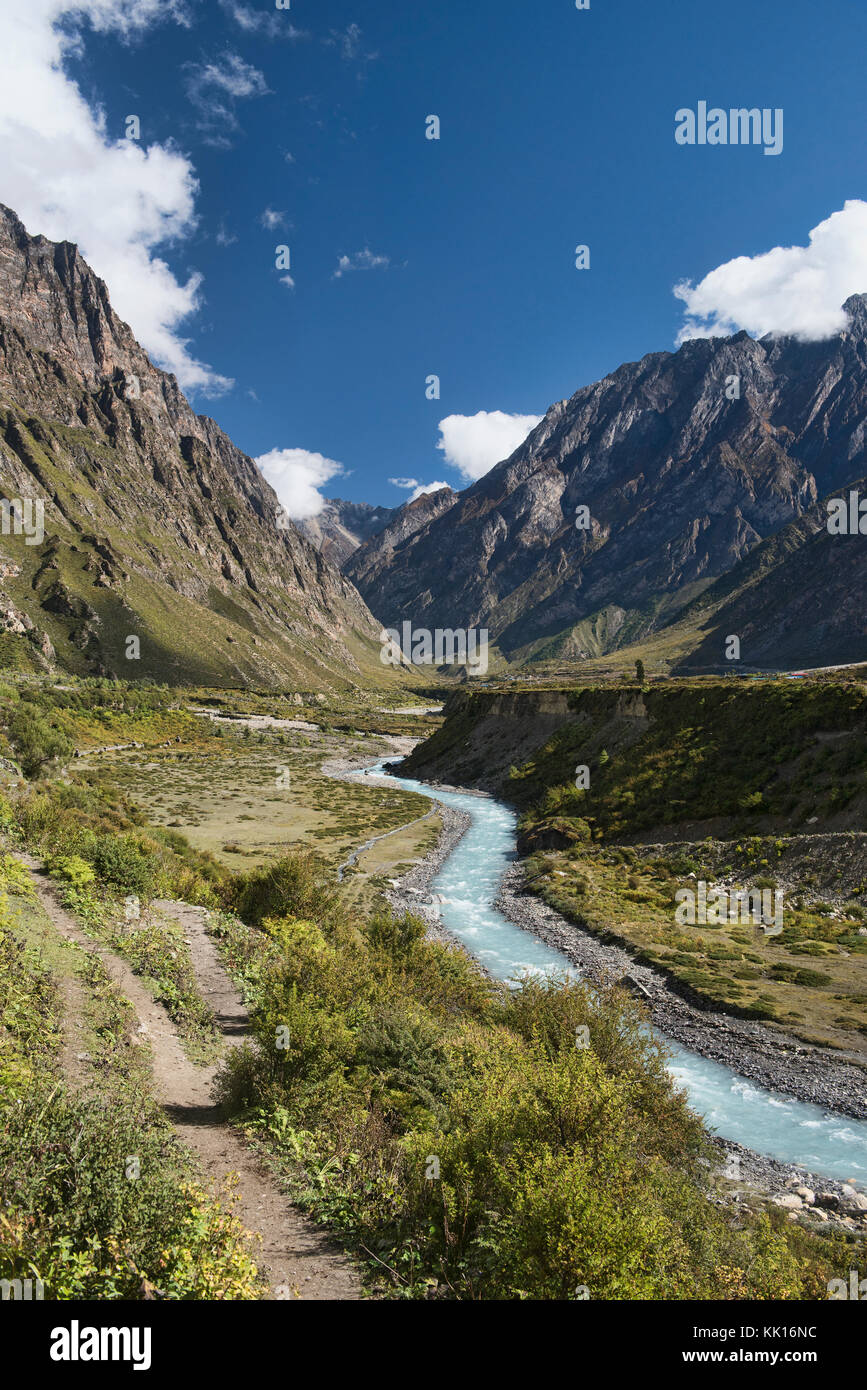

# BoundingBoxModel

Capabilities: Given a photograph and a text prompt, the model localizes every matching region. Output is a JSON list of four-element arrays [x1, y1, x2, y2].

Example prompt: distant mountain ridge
[[0, 204, 385, 689], [300, 487, 458, 571], [345, 300, 867, 669], [298, 498, 397, 568]]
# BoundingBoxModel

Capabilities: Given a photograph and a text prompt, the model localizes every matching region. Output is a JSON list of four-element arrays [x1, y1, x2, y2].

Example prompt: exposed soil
[[15, 854, 362, 1301]]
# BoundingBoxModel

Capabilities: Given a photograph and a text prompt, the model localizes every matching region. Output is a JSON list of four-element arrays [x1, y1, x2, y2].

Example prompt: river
[[352, 761, 867, 1182]]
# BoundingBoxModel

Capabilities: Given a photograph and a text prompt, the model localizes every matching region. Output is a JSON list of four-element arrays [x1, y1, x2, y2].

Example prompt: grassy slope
[[407, 680, 867, 1049]]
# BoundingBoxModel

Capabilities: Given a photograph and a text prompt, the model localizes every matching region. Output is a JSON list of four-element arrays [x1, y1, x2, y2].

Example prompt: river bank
[[326, 755, 867, 1221]]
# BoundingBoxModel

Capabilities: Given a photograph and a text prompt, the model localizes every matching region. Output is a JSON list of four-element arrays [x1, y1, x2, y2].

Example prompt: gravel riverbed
[[328, 755, 867, 1219]]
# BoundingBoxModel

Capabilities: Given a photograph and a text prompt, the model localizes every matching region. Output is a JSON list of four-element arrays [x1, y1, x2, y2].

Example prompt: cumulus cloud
[[436, 411, 542, 483], [0, 1, 231, 394], [256, 447, 344, 521], [390, 476, 451, 502], [675, 201, 867, 344], [332, 248, 390, 279], [185, 52, 270, 145]]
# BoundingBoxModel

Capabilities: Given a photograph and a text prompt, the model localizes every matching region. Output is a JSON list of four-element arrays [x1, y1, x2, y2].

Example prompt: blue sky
[[3, 0, 867, 516]]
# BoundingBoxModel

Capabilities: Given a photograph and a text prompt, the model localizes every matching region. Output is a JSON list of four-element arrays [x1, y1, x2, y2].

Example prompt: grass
[[1, 676, 863, 1300], [528, 844, 867, 1048], [0, 851, 262, 1300]]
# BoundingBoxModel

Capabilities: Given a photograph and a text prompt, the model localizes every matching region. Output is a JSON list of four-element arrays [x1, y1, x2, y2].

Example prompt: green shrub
[[46, 854, 96, 890]]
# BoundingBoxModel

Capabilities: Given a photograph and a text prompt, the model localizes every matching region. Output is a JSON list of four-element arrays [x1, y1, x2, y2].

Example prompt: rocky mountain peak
[[0, 205, 382, 688]]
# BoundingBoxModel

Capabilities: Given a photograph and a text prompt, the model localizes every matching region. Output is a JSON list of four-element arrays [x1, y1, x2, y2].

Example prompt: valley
[[1, 201, 866, 1307], [2, 669, 866, 1302]]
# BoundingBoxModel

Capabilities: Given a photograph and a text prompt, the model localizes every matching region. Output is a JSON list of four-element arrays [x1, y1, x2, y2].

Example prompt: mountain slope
[[298, 498, 397, 568], [345, 486, 457, 586], [668, 472, 867, 671], [0, 205, 384, 689], [347, 303, 867, 665]]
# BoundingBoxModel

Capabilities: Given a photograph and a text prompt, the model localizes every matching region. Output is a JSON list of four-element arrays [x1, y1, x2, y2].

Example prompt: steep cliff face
[[671, 470, 867, 672], [298, 498, 396, 568], [0, 204, 383, 687], [345, 486, 457, 589], [347, 305, 867, 663]]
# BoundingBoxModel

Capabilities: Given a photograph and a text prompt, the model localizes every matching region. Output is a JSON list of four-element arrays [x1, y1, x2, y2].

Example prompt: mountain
[[298, 498, 396, 568], [346, 486, 457, 587], [669, 470, 867, 672], [346, 302, 867, 666], [300, 487, 458, 573], [0, 205, 386, 689]]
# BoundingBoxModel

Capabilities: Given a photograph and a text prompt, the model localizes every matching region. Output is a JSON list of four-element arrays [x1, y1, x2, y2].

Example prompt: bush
[[85, 833, 158, 895], [46, 854, 96, 890], [229, 853, 343, 929], [8, 707, 71, 779], [0, 1082, 261, 1299]]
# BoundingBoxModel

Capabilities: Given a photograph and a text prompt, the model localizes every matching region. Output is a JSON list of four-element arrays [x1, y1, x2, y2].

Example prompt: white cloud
[[0, 0, 230, 395], [259, 207, 287, 230], [219, 1, 306, 40], [436, 411, 542, 483], [256, 447, 344, 521], [185, 53, 270, 144], [332, 248, 390, 279], [408, 481, 450, 501], [675, 201, 867, 343], [326, 23, 377, 63], [390, 476, 451, 502], [279, 274, 295, 291]]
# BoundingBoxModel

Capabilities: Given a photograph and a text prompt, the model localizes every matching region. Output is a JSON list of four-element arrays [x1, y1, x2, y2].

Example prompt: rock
[[0, 202, 383, 686], [774, 1194, 803, 1210], [618, 973, 652, 1001], [795, 1187, 816, 1205], [345, 289, 867, 672]]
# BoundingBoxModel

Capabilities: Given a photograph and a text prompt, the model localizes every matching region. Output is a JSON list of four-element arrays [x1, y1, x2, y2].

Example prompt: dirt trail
[[16, 855, 362, 1301]]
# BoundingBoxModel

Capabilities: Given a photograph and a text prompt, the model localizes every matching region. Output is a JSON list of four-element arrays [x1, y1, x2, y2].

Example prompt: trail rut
[[17, 855, 362, 1301]]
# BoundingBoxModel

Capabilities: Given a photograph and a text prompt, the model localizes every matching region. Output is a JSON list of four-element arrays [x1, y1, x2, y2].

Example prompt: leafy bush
[[8, 706, 71, 778], [210, 855, 839, 1301], [46, 854, 96, 890], [229, 853, 343, 929]]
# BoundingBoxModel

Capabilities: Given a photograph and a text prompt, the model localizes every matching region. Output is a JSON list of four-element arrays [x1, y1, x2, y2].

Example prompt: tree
[[635, 658, 646, 684]]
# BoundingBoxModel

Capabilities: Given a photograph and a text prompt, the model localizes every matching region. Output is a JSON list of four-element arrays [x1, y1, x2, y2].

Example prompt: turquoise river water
[[353, 762, 867, 1182]]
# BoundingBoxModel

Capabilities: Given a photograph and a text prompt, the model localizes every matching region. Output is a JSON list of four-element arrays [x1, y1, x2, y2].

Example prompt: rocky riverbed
[[330, 756, 867, 1231]]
